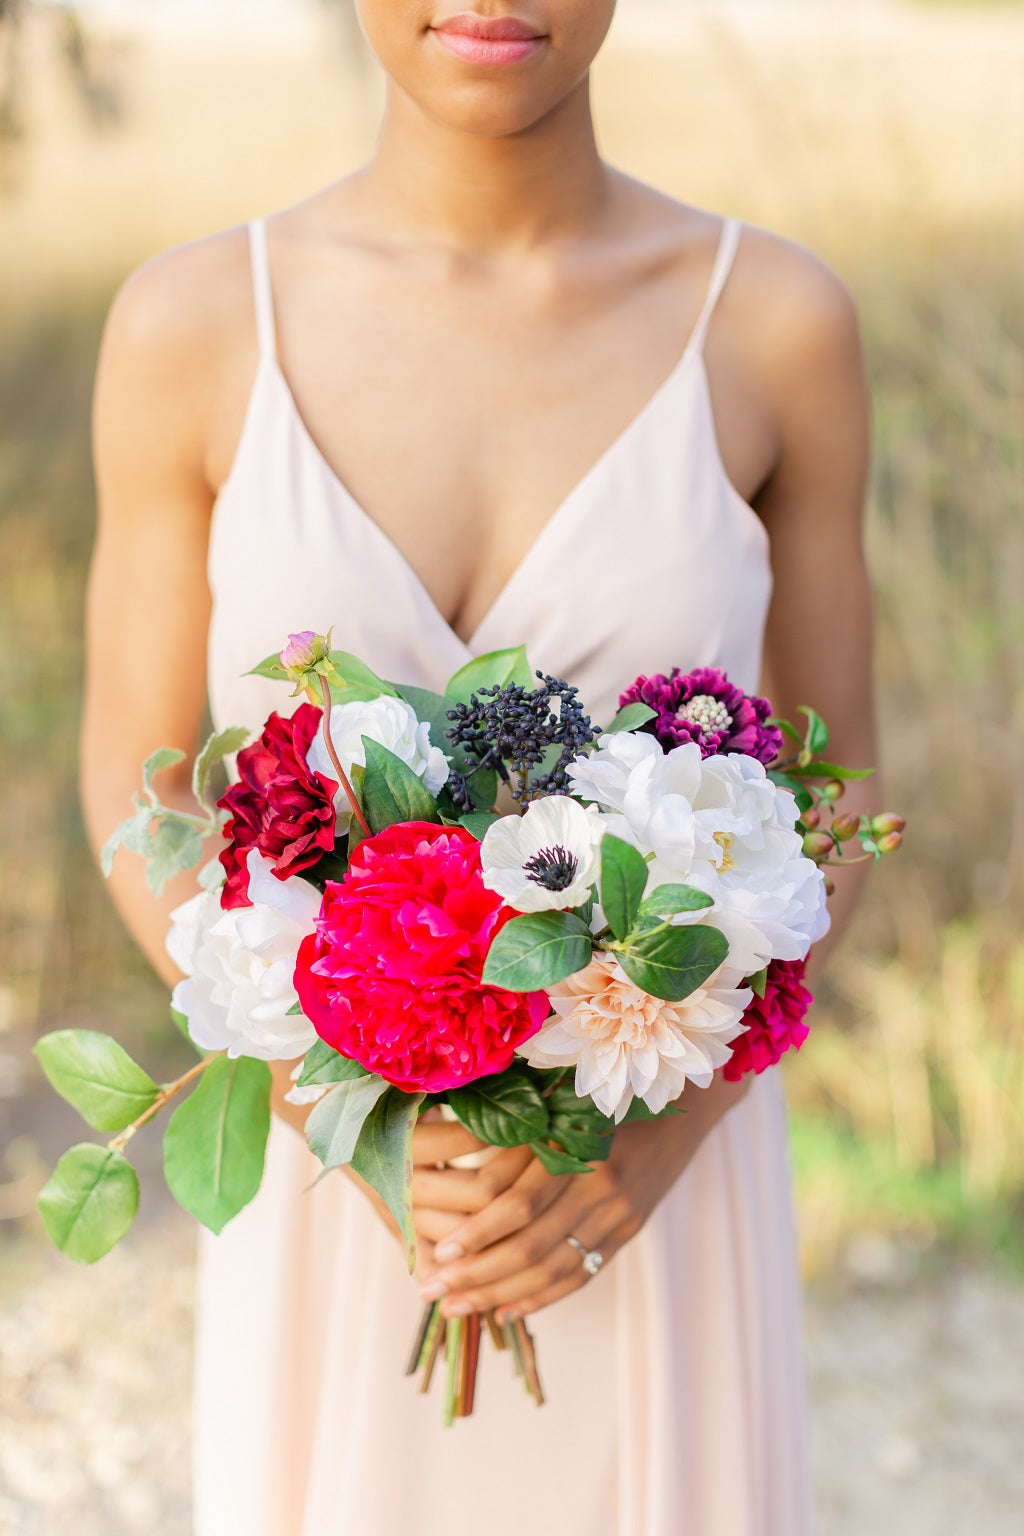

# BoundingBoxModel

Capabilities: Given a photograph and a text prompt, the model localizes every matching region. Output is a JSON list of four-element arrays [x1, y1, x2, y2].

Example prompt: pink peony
[[293, 822, 549, 1093], [723, 957, 813, 1081]]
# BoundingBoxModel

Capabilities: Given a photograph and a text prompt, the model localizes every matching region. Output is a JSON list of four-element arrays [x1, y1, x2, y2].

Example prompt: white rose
[[166, 849, 320, 1061], [568, 732, 830, 982], [305, 694, 449, 826]]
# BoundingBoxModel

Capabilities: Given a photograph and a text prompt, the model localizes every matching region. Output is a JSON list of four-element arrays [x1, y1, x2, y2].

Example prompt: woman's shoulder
[[101, 223, 254, 378], [621, 177, 862, 367]]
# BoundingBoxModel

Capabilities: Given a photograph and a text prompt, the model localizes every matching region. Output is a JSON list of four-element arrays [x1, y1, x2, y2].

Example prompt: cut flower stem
[[317, 676, 372, 839], [107, 1053, 216, 1151]]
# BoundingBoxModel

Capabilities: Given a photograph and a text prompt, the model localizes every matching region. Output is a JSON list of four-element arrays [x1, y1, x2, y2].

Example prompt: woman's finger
[[423, 1187, 607, 1304], [427, 1157, 569, 1267], [412, 1145, 534, 1214], [438, 1212, 625, 1318], [496, 1219, 634, 1321], [411, 1121, 487, 1166]]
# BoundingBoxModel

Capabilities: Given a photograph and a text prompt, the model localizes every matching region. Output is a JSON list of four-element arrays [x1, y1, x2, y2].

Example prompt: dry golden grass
[[1, 1, 1022, 1270]]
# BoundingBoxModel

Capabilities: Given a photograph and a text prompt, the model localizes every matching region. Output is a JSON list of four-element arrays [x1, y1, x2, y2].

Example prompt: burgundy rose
[[722, 958, 813, 1082], [618, 666, 782, 764], [217, 703, 337, 908]]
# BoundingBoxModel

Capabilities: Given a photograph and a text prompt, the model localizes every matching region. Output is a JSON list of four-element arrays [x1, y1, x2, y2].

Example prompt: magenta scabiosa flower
[[618, 667, 783, 764]]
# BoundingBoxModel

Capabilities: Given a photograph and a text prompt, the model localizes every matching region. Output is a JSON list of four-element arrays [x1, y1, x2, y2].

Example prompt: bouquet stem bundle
[[407, 1302, 543, 1421]]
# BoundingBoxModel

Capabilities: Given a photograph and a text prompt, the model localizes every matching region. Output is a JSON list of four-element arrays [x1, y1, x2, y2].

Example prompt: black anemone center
[[522, 845, 579, 892]]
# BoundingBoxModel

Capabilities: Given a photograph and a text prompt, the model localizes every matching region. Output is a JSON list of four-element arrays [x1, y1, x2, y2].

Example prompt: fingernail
[[497, 1308, 520, 1325], [419, 1278, 448, 1301], [442, 1297, 471, 1317], [433, 1240, 464, 1265]]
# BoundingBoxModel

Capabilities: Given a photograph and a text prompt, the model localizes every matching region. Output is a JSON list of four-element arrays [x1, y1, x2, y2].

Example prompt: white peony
[[480, 796, 605, 913], [568, 732, 830, 984], [305, 694, 448, 827], [517, 953, 751, 1122], [166, 849, 320, 1061]]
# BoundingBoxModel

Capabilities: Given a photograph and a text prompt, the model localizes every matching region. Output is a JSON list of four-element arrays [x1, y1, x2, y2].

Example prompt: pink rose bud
[[877, 830, 903, 855], [802, 807, 821, 830], [871, 812, 906, 838], [802, 831, 835, 862], [822, 780, 845, 803], [831, 811, 862, 842], [280, 631, 321, 672]]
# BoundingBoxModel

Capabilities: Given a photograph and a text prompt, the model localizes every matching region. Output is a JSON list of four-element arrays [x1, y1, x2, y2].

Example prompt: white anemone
[[305, 694, 449, 827], [480, 795, 604, 913], [517, 953, 751, 1122], [166, 849, 320, 1060]]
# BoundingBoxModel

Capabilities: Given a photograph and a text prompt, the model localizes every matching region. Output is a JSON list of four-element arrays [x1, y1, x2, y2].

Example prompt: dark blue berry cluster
[[446, 672, 596, 804]]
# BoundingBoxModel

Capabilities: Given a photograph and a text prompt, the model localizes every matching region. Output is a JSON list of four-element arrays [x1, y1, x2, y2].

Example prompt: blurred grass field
[[1, 0, 1022, 1277]]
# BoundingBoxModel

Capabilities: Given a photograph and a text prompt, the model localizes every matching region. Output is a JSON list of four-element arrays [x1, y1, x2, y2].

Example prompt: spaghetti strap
[[686, 217, 742, 357], [247, 218, 277, 361]]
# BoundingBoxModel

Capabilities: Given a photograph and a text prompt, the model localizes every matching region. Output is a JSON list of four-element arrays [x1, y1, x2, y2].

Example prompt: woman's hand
[[415, 1074, 751, 1322]]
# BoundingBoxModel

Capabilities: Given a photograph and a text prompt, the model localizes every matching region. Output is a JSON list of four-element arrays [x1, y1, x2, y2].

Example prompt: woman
[[82, 4, 875, 1533]]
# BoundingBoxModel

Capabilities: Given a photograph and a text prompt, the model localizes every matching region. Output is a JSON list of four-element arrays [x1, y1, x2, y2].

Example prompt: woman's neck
[[351, 75, 611, 257]]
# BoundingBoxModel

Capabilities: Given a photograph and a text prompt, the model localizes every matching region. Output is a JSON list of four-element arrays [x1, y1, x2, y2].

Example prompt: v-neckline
[[264, 342, 701, 654]]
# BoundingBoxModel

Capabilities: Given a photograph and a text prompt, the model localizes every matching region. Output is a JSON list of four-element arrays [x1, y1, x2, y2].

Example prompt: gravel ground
[[1, 1215, 1022, 1535]]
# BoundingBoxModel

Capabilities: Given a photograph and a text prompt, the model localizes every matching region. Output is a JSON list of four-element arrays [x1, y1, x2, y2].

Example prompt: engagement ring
[[566, 1234, 604, 1276]]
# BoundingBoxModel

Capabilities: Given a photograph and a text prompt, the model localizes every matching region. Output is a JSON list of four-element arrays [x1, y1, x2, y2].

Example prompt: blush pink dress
[[194, 215, 813, 1536]]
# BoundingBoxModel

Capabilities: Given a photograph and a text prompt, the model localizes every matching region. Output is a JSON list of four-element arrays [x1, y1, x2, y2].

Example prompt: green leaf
[[100, 798, 154, 877], [798, 706, 830, 755], [191, 725, 250, 805], [549, 1117, 613, 1163], [464, 766, 498, 810], [392, 685, 457, 751], [767, 769, 814, 815], [616, 923, 729, 1003], [34, 1030, 160, 1132], [169, 1006, 195, 1047], [38, 1144, 140, 1263], [620, 1097, 684, 1123], [326, 651, 399, 703], [785, 760, 873, 782], [142, 746, 186, 799], [638, 883, 714, 918], [144, 815, 208, 894], [447, 1068, 549, 1148], [482, 910, 593, 991], [163, 1056, 272, 1234], [603, 701, 656, 734], [458, 811, 501, 840], [445, 646, 533, 706], [246, 652, 290, 683], [747, 966, 769, 999], [350, 1089, 424, 1271], [360, 738, 440, 832], [305, 1075, 391, 1170], [600, 834, 649, 940], [295, 1039, 369, 1088], [529, 1140, 594, 1176], [197, 856, 227, 893], [766, 715, 804, 748]]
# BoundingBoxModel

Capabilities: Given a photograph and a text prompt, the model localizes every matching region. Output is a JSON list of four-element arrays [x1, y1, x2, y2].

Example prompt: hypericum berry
[[871, 812, 906, 838], [802, 807, 821, 830], [821, 780, 845, 803], [877, 830, 903, 855], [802, 831, 835, 862], [831, 812, 862, 842], [824, 875, 836, 897]]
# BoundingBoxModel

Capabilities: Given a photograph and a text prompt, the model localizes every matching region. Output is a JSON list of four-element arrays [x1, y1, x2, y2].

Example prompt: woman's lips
[[431, 12, 545, 67]]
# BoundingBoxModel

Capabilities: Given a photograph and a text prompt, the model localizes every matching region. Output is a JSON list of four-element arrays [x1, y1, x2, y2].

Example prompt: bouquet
[[35, 636, 903, 1423]]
